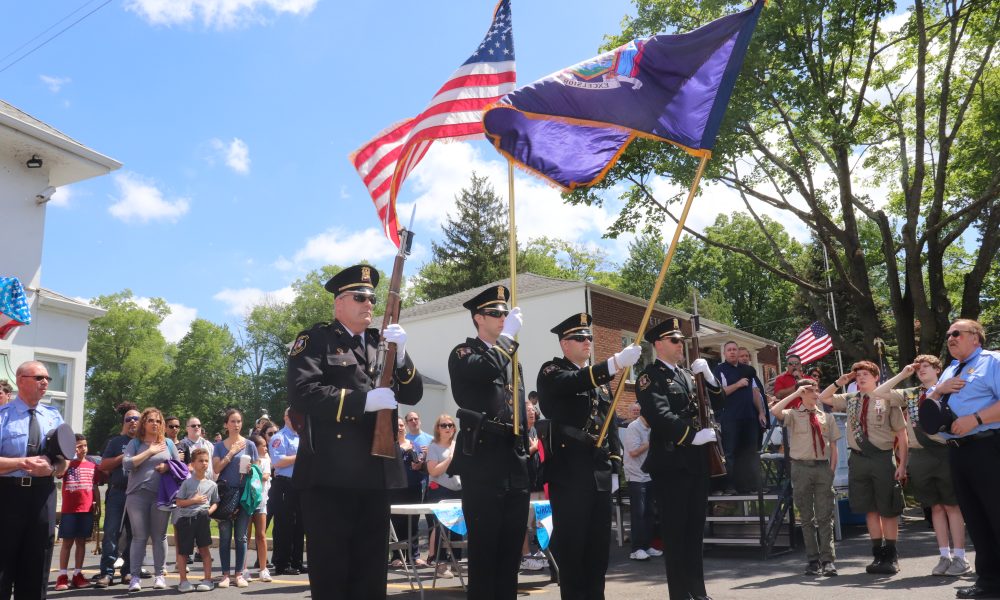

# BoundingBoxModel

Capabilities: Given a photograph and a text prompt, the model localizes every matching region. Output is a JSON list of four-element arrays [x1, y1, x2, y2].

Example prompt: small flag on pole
[[350, 0, 516, 247], [786, 322, 834, 366]]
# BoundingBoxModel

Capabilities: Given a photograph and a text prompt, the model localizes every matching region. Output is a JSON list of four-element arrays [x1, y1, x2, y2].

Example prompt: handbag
[[213, 478, 243, 521]]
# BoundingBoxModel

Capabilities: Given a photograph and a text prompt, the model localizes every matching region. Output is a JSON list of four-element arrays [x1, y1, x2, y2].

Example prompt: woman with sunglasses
[[213, 409, 260, 588], [426, 414, 462, 578]]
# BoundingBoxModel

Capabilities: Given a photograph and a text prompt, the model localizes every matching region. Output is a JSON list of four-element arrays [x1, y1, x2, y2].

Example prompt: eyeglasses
[[342, 293, 377, 306], [188, 424, 202, 429], [125, 416, 140, 423], [439, 423, 455, 429], [167, 424, 181, 430], [18, 374, 52, 382], [947, 330, 973, 338], [565, 335, 593, 342], [480, 309, 508, 318]]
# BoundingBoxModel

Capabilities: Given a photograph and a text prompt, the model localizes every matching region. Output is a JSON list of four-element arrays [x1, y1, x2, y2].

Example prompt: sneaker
[[71, 572, 90, 588], [218, 576, 230, 588], [195, 580, 214, 592], [153, 575, 167, 589], [822, 562, 838, 577], [259, 569, 272, 583], [946, 556, 971, 576], [236, 575, 249, 588], [178, 580, 194, 593], [629, 549, 650, 561], [932, 556, 953, 576], [241, 569, 252, 582], [436, 563, 454, 579], [645, 547, 663, 557], [805, 560, 821, 576], [54, 575, 70, 591], [414, 558, 429, 568], [519, 557, 545, 571], [94, 575, 112, 588], [128, 579, 141, 593]]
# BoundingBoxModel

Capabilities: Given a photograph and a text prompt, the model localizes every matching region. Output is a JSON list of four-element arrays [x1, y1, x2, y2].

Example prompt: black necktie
[[27, 408, 41, 457]]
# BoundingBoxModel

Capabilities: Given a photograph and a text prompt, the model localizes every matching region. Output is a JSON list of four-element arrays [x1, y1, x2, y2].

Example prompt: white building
[[0, 99, 121, 431]]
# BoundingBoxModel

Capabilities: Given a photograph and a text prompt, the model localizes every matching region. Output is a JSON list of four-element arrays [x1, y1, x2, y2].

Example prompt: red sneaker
[[70, 572, 90, 588], [54, 574, 70, 591]]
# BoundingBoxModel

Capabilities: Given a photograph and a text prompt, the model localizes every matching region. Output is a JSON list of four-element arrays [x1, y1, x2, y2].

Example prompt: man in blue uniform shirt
[[924, 320, 1000, 599], [268, 408, 305, 575], [0, 361, 67, 600]]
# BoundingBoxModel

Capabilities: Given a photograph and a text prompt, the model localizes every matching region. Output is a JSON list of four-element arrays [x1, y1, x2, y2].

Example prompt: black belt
[[946, 428, 1000, 448], [850, 448, 892, 456], [0, 476, 54, 488], [273, 475, 293, 481]]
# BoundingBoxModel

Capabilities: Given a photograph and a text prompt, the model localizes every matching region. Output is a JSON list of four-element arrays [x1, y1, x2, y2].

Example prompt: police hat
[[324, 264, 379, 295], [461, 285, 510, 315], [43, 423, 77, 462], [551, 313, 593, 339], [644, 317, 684, 343]]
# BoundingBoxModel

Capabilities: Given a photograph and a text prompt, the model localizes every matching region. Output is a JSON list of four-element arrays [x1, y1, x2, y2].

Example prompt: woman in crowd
[[247, 433, 273, 582], [213, 409, 260, 588], [390, 417, 420, 568], [426, 413, 462, 579], [123, 407, 180, 593]]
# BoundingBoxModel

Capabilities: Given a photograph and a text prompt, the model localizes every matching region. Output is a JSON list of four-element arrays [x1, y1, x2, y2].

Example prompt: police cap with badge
[[462, 285, 510, 316], [644, 317, 685, 343], [325, 264, 380, 296], [551, 313, 593, 340]]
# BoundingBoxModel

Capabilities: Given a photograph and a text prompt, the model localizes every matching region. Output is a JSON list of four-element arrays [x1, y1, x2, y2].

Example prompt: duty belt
[[555, 422, 598, 446], [945, 428, 1000, 448], [0, 476, 54, 488]]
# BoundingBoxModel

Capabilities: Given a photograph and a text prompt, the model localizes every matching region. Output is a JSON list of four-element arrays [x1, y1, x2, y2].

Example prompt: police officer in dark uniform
[[0, 361, 67, 600], [447, 285, 527, 600], [635, 319, 724, 600], [287, 265, 423, 599], [536, 313, 641, 600]]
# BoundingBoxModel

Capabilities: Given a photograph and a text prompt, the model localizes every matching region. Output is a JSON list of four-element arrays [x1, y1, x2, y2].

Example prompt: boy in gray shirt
[[174, 448, 219, 592]]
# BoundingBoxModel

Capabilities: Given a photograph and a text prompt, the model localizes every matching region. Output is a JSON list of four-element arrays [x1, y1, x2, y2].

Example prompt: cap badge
[[361, 266, 371, 282], [580, 313, 587, 325], [497, 286, 506, 300]]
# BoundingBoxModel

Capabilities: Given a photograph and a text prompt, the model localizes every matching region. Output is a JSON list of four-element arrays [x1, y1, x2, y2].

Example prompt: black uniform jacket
[[636, 360, 723, 476], [447, 335, 528, 490], [536, 356, 622, 491], [287, 320, 423, 491]]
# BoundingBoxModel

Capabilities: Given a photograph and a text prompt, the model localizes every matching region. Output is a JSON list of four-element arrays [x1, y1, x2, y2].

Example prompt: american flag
[[350, 0, 516, 247], [786, 321, 834, 365]]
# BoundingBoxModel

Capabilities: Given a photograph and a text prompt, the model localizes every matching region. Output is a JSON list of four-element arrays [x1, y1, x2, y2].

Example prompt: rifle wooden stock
[[690, 321, 727, 478], [370, 234, 409, 459]]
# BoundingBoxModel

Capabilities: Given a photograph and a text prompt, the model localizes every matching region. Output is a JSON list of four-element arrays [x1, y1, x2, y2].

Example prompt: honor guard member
[[0, 361, 67, 600], [287, 265, 423, 599], [536, 313, 642, 600], [447, 285, 528, 600], [268, 408, 305, 575], [636, 319, 723, 600]]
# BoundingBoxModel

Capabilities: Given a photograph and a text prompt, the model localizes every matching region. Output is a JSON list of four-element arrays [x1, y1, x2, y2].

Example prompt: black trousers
[[0, 479, 56, 600], [461, 482, 528, 600], [548, 483, 611, 600], [301, 487, 390, 600], [721, 417, 760, 492], [652, 469, 709, 600], [950, 435, 1000, 591], [269, 476, 305, 570]]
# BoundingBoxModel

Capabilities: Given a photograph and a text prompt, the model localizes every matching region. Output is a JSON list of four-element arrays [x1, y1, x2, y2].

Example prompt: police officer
[[536, 313, 641, 600], [635, 319, 723, 600], [447, 285, 527, 600], [0, 361, 67, 600], [287, 264, 423, 599], [268, 408, 305, 575]]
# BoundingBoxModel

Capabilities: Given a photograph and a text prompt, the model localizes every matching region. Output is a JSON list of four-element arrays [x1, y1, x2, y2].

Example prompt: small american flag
[[350, 0, 516, 247], [786, 321, 834, 365]]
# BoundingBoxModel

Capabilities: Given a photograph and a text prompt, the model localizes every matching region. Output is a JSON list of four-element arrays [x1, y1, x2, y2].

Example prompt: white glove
[[691, 358, 718, 387], [500, 306, 523, 339], [691, 428, 717, 446], [383, 323, 407, 367], [364, 387, 398, 412], [610, 344, 642, 374]]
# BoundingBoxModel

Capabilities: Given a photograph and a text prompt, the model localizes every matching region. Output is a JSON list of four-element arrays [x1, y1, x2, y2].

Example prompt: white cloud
[[288, 227, 398, 267], [49, 186, 73, 208], [213, 286, 295, 316], [339, 185, 350, 200], [39, 75, 71, 93], [108, 172, 190, 223], [210, 138, 251, 174], [125, 0, 316, 29], [133, 297, 198, 343]]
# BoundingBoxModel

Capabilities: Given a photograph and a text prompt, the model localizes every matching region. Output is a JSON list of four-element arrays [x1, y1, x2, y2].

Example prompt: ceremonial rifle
[[689, 316, 727, 478]]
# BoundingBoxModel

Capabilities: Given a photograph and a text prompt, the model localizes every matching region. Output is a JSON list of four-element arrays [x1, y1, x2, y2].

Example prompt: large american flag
[[350, 0, 516, 247], [786, 321, 834, 365]]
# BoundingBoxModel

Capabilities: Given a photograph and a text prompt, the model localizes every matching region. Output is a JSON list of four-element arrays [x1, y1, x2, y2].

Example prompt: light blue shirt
[[931, 347, 1000, 439], [269, 426, 299, 478], [0, 396, 65, 477]]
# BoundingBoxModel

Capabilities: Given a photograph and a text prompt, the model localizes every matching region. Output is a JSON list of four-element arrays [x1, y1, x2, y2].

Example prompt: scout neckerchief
[[807, 409, 826, 458]]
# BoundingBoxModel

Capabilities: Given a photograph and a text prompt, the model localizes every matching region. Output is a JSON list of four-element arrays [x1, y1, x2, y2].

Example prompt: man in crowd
[[623, 402, 659, 562], [536, 313, 641, 599], [774, 354, 804, 400], [0, 361, 67, 599], [924, 319, 1000, 599], [95, 403, 141, 587], [0, 380, 12, 405], [287, 264, 423, 599], [447, 285, 527, 600], [269, 408, 305, 576], [636, 319, 723, 600], [178, 417, 214, 480], [717, 340, 767, 494]]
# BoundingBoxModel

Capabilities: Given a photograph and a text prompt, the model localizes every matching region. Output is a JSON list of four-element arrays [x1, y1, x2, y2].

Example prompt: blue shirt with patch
[[0, 396, 65, 477], [269, 426, 299, 478], [932, 347, 1000, 439]]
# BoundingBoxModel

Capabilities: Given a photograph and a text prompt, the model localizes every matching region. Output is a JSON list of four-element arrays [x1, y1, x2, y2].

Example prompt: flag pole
[[507, 160, 521, 436], [595, 154, 710, 447]]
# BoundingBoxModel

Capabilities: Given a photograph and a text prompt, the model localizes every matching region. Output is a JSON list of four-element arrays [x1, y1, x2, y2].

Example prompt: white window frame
[[34, 355, 73, 419]]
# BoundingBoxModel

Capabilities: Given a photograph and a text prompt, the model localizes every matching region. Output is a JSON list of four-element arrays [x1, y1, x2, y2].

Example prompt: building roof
[[35, 288, 106, 320]]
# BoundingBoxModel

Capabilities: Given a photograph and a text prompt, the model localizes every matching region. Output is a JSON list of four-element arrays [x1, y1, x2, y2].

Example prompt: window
[[620, 332, 655, 383], [36, 357, 71, 419]]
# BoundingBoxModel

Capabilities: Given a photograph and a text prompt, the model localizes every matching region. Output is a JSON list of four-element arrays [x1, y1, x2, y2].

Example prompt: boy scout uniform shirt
[[782, 406, 842, 461], [829, 392, 906, 452]]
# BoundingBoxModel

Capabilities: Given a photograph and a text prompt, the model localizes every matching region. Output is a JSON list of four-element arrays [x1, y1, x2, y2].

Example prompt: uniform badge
[[542, 364, 558, 376], [580, 313, 587, 324], [637, 374, 651, 391], [497, 286, 506, 300], [289, 335, 309, 357], [271, 438, 281, 449], [456, 346, 472, 359], [361, 266, 372, 282]]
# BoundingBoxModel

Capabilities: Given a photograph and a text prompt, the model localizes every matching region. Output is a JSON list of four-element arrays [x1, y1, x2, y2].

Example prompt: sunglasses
[[439, 423, 455, 429], [344, 293, 377, 306], [265, 430, 277, 437], [125, 416, 140, 423], [188, 424, 202, 428], [663, 337, 683, 345], [167, 424, 181, 429], [946, 330, 971, 338], [565, 335, 593, 342], [480, 309, 508, 318], [19, 374, 52, 382]]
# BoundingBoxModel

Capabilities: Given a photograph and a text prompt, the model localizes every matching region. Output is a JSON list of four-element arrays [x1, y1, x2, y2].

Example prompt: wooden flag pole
[[507, 160, 521, 436], [595, 154, 710, 447]]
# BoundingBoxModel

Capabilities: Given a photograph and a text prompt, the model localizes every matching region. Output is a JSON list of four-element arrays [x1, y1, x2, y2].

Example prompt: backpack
[[240, 463, 263, 515]]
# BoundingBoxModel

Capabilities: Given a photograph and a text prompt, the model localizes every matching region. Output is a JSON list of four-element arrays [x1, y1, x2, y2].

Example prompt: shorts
[[175, 512, 212, 555], [908, 444, 958, 506], [848, 449, 904, 517], [59, 512, 94, 539]]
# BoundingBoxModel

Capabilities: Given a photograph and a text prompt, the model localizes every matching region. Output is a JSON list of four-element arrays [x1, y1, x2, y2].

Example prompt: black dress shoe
[[957, 585, 1000, 599], [294, 564, 308, 574], [276, 567, 301, 576]]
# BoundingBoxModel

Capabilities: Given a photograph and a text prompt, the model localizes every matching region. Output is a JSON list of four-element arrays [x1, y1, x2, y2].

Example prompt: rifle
[[689, 316, 727, 478], [370, 226, 416, 458]]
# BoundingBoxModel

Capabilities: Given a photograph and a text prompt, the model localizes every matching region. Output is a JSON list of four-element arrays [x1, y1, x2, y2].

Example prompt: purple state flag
[[482, 0, 764, 191]]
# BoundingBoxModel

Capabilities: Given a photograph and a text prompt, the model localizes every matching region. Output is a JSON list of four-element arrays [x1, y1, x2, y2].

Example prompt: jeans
[[218, 507, 252, 575], [99, 488, 131, 577], [628, 480, 656, 552]]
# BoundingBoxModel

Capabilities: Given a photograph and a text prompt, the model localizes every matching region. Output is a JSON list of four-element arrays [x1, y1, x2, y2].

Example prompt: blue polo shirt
[[269, 426, 299, 478], [931, 347, 1000, 439], [0, 396, 65, 477]]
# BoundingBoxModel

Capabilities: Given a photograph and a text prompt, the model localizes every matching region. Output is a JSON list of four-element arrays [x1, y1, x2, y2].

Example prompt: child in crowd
[[55, 434, 97, 590], [247, 433, 272, 582], [174, 448, 219, 592]]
